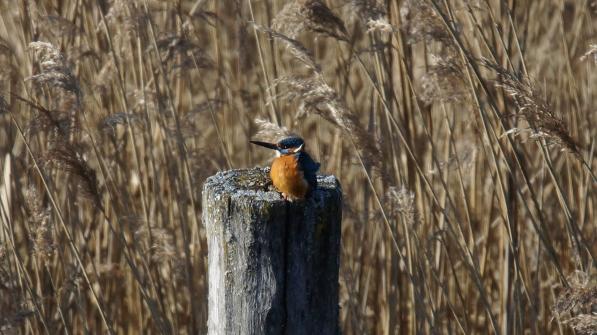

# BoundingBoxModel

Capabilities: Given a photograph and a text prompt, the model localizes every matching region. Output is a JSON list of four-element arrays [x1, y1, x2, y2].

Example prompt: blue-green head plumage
[[250, 136, 320, 190]]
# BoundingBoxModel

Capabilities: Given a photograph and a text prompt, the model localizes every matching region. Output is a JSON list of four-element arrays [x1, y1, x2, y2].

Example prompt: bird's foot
[[281, 192, 297, 202]]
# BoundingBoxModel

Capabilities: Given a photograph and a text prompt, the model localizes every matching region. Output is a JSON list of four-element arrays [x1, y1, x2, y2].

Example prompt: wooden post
[[202, 167, 342, 335]]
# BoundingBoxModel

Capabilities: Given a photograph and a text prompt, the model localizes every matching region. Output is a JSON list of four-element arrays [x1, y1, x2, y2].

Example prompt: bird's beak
[[250, 140, 279, 151]]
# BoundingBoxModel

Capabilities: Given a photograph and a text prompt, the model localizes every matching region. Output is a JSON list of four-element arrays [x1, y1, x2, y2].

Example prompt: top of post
[[202, 167, 340, 203]]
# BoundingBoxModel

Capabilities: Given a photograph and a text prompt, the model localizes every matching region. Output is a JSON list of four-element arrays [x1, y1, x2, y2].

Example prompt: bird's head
[[250, 136, 305, 156]]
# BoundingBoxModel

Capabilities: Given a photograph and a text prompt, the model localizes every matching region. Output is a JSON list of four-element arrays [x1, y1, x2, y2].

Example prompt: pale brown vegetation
[[0, 0, 595, 334]]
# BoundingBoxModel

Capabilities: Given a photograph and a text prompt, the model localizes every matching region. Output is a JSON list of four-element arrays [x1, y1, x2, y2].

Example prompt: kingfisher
[[250, 136, 320, 201]]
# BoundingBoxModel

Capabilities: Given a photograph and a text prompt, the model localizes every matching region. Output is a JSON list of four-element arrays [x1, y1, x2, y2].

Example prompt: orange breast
[[270, 155, 309, 200]]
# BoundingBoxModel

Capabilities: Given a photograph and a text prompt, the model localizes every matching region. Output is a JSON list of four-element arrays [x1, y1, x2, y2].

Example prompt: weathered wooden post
[[202, 167, 342, 335]]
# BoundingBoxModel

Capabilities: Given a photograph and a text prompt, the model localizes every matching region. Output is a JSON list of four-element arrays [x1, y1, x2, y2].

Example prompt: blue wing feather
[[297, 152, 320, 191]]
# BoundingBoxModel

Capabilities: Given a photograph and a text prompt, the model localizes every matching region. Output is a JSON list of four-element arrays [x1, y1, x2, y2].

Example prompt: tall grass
[[0, 0, 595, 334]]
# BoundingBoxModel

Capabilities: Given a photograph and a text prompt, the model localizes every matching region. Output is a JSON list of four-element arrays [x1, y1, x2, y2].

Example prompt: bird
[[250, 136, 320, 201]]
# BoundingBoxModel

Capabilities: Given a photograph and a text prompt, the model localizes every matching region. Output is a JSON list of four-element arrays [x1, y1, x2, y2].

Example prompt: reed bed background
[[0, 0, 595, 334]]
